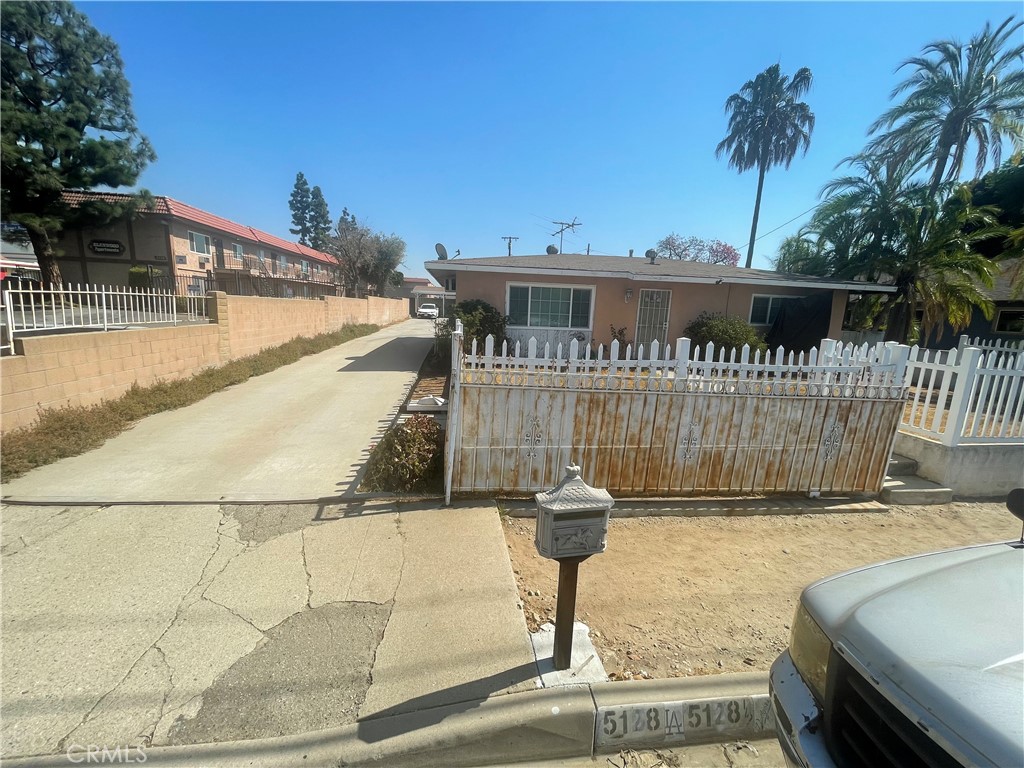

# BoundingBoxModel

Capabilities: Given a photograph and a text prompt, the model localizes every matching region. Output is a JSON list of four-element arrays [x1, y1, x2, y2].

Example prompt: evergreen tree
[[288, 172, 312, 245], [1, 0, 156, 287], [309, 185, 332, 252]]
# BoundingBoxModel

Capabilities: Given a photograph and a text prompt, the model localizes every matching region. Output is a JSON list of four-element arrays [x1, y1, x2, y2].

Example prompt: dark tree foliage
[[288, 172, 312, 245], [1, 0, 155, 286], [308, 185, 331, 252]]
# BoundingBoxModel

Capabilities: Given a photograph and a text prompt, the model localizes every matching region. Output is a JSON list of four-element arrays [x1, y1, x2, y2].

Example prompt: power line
[[733, 202, 822, 254]]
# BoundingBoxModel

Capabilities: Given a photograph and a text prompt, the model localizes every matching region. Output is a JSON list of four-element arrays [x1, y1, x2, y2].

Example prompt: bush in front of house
[[451, 299, 508, 347], [361, 414, 444, 493], [684, 312, 767, 354]]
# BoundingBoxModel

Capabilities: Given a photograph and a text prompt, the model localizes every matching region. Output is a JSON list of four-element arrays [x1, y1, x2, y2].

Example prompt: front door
[[214, 239, 225, 269], [635, 289, 671, 351]]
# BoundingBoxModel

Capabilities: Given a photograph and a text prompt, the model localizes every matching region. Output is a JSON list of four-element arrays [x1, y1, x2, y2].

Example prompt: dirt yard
[[504, 502, 1020, 681]]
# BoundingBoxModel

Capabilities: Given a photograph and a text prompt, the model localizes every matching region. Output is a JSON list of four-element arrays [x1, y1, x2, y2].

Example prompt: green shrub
[[361, 414, 444, 493], [684, 312, 767, 354], [451, 299, 508, 347], [128, 265, 160, 289]]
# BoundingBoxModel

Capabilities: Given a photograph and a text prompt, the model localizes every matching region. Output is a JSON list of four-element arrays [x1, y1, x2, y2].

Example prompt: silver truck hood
[[804, 542, 1024, 767]]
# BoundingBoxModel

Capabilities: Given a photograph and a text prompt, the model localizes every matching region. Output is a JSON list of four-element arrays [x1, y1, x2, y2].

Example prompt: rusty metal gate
[[444, 326, 910, 500]]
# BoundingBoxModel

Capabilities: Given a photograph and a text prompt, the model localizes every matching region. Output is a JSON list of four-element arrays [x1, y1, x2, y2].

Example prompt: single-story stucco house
[[425, 253, 895, 350], [922, 258, 1023, 349]]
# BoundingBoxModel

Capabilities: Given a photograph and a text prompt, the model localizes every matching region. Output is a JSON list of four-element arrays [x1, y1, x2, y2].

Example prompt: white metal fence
[[444, 321, 910, 500], [1, 280, 208, 353], [902, 342, 1024, 445]]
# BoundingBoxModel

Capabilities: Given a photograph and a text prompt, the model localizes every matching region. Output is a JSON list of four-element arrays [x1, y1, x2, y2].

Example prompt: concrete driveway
[[2, 319, 433, 503], [1, 322, 539, 759]]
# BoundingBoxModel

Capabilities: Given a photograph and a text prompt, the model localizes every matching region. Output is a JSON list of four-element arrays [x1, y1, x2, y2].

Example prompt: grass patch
[[1, 324, 379, 481]]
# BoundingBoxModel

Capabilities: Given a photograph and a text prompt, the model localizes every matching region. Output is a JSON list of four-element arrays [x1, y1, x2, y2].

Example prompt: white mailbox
[[534, 463, 614, 560]]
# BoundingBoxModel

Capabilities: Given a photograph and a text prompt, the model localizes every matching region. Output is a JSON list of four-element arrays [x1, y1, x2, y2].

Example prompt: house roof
[[403, 276, 433, 285], [425, 253, 897, 293], [60, 190, 335, 265], [990, 258, 1022, 302]]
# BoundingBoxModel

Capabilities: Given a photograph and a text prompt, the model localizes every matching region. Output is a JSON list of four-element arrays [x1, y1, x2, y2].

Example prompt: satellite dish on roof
[[546, 245, 558, 255], [435, 243, 448, 260]]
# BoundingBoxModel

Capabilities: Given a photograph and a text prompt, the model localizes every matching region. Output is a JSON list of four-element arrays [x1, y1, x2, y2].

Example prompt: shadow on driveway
[[339, 338, 431, 373]]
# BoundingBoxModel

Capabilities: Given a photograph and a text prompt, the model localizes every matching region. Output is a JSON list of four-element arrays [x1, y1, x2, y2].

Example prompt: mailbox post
[[535, 463, 614, 670]]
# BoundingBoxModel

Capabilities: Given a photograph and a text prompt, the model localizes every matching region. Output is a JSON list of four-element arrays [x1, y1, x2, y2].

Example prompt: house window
[[994, 309, 1024, 334], [188, 231, 211, 255], [232, 244, 244, 261], [279, 254, 289, 272], [301, 260, 309, 276], [750, 295, 802, 325], [508, 285, 593, 329]]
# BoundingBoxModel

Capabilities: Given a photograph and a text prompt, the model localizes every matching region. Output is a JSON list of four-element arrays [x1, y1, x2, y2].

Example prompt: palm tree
[[716, 63, 815, 268], [869, 16, 1024, 199]]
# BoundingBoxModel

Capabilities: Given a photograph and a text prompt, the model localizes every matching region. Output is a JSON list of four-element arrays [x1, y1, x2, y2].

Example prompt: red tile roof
[[61, 190, 172, 215], [62, 190, 335, 265]]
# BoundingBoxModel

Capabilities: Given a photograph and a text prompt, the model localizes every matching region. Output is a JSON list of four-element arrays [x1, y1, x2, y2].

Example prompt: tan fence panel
[[445, 326, 908, 499]]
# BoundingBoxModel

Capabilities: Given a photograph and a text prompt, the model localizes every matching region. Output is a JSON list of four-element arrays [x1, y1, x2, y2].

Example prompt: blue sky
[[81, 1, 1019, 278]]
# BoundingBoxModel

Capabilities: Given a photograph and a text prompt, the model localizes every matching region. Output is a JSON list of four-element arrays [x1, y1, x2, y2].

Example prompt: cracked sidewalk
[[1, 501, 537, 760]]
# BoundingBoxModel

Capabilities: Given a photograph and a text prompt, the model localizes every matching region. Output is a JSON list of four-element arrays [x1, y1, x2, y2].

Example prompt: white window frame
[[301, 260, 310, 276], [232, 243, 244, 261], [188, 231, 211, 256], [279, 254, 289, 271], [749, 294, 804, 326], [505, 282, 595, 330], [994, 309, 1024, 335]]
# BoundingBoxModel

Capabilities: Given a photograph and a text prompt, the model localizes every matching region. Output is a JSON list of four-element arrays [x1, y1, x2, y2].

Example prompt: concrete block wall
[[1, 293, 409, 434], [1, 325, 221, 433]]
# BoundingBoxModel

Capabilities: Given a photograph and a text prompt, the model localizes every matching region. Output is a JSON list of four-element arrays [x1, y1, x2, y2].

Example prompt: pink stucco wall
[[454, 270, 847, 346]]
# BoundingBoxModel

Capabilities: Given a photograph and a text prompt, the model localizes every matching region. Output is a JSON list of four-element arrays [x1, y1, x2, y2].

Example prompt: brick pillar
[[207, 291, 231, 361]]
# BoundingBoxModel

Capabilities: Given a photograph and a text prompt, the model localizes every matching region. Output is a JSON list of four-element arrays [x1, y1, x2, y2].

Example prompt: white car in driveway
[[416, 303, 439, 319], [770, 492, 1024, 768]]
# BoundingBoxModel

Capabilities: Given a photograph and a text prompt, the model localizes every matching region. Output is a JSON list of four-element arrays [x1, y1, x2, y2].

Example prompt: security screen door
[[635, 289, 671, 350]]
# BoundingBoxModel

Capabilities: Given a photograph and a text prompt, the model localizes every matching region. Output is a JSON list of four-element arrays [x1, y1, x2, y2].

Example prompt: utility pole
[[551, 217, 582, 254], [501, 236, 519, 257]]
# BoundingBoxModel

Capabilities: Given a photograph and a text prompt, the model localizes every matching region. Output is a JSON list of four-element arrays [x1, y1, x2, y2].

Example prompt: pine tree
[[288, 172, 312, 245], [1, 1, 156, 287], [309, 186, 332, 252]]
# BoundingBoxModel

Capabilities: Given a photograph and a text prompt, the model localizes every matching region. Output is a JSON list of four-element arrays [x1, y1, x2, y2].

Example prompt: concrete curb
[[4, 673, 772, 768]]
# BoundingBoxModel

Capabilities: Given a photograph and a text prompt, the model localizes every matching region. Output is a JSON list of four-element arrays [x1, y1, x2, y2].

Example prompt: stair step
[[880, 475, 953, 505], [887, 453, 919, 477]]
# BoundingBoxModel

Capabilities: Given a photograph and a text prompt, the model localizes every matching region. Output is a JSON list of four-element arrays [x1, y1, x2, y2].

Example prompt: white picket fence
[[445, 322, 911, 499], [1, 280, 207, 352], [459, 334, 909, 390], [902, 343, 1024, 445]]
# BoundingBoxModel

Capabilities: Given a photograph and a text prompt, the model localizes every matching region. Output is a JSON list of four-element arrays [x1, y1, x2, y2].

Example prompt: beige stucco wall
[[1, 325, 221, 432], [1, 293, 409, 433], [455, 271, 847, 346]]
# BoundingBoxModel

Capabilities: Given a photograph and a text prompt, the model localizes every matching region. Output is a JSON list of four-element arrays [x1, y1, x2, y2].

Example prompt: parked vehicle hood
[[804, 542, 1023, 767]]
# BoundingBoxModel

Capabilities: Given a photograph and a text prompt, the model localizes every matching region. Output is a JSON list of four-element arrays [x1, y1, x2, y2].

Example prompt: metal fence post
[[444, 319, 464, 506], [4, 287, 15, 351], [942, 346, 982, 447], [100, 285, 108, 331]]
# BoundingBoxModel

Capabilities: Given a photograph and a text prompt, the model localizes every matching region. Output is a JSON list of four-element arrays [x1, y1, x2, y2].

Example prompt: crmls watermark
[[65, 745, 147, 763]]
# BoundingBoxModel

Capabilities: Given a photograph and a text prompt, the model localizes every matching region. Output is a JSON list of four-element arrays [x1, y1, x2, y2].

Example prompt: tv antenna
[[550, 217, 582, 254], [501, 236, 519, 256]]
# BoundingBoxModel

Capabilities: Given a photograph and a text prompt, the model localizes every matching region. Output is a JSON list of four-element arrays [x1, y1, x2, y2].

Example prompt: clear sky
[[80, 1, 1020, 279]]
